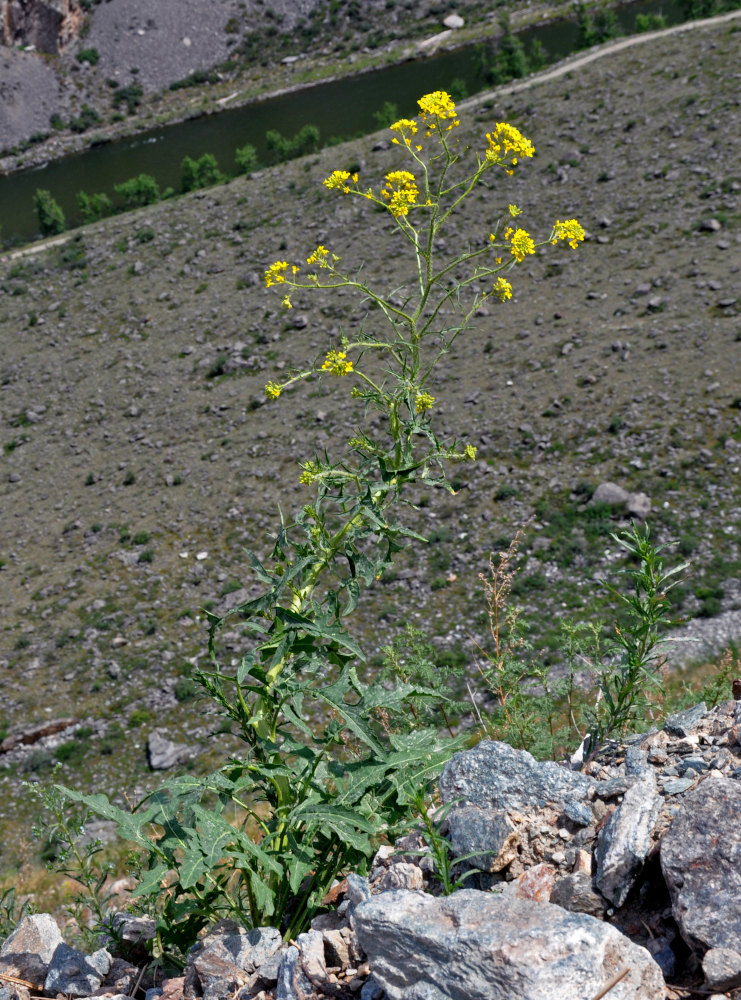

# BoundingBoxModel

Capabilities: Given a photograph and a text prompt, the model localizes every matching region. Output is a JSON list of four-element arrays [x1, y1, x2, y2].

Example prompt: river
[[0, 0, 682, 246]]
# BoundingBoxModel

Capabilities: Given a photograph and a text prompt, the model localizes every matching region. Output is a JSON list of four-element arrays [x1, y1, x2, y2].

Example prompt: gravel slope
[[0, 16, 739, 846]]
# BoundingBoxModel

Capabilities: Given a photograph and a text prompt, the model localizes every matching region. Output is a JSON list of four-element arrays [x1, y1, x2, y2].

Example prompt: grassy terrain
[[0, 17, 739, 877]]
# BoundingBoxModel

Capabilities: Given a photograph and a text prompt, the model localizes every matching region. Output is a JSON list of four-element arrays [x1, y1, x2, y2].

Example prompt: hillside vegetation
[[0, 17, 739, 856]]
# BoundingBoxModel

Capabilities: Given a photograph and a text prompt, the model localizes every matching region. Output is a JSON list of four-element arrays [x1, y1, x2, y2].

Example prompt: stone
[[354, 890, 664, 1000], [626, 492, 651, 519], [646, 937, 676, 980], [439, 740, 593, 813], [592, 482, 630, 506], [111, 912, 155, 945], [0, 913, 63, 985], [664, 703, 707, 737], [442, 14, 464, 28], [0, 986, 30, 1000], [661, 775, 741, 952], [44, 944, 112, 997], [595, 775, 661, 907], [146, 729, 189, 770], [446, 806, 519, 872], [513, 863, 556, 902], [274, 942, 312, 1000], [702, 947, 741, 991], [550, 872, 606, 917], [0, 719, 76, 753], [377, 861, 424, 891]]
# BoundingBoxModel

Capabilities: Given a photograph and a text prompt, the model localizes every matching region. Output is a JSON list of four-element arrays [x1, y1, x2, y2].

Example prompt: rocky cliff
[[1, 0, 82, 52]]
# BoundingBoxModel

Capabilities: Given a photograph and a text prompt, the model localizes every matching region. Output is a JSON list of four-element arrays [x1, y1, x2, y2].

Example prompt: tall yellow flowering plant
[[63, 93, 585, 954]]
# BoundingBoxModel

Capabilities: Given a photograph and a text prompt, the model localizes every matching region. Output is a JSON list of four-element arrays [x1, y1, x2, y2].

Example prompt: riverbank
[[0, 0, 690, 180]]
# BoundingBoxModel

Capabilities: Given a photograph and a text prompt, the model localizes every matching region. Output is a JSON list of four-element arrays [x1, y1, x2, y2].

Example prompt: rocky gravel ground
[[0, 17, 740, 855]]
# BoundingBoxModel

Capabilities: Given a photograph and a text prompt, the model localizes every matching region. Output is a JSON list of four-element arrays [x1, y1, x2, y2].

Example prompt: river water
[[0, 0, 681, 246]]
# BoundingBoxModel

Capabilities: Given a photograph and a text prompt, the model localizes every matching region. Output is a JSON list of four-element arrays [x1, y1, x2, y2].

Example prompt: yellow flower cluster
[[485, 123, 535, 168], [418, 90, 458, 122], [552, 218, 586, 249], [265, 381, 281, 399], [508, 204, 523, 217], [282, 295, 292, 309], [321, 349, 354, 376], [307, 245, 332, 268], [415, 391, 435, 414], [382, 169, 419, 218], [464, 444, 477, 461], [390, 118, 419, 146], [323, 170, 358, 193], [264, 260, 288, 287], [492, 277, 513, 301], [299, 461, 319, 485], [505, 227, 536, 263]]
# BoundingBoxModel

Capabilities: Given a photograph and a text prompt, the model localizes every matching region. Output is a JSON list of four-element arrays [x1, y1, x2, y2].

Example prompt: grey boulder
[[44, 943, 112, 997], [353, 889, 665, 1000], [660, 775, 741, 952], [439, 740, 592, 812], [0, 913, 63, 985], [595, 775, 661, 907]]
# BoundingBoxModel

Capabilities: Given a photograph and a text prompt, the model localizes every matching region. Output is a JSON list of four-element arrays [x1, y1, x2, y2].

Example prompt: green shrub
[[77, 47, 99, 64], [235, 143, 259, 174], [181, 153, 225, 192], [112, 83, 143, 114], [68, 104, 102, 133], [33, 189, 66, 236], [265, 124, 320, 164], [76, 190, 113, 223], [114, 173, 160, 207]]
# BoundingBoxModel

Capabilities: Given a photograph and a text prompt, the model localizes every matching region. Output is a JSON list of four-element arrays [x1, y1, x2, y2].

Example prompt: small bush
[[181, 153, 225, 192], [235, 143, 259, 174], [77, 47, 99, 65], [112, 83, 143, 114], [68, 104, 102, 133], [114, 173, 160, 207], [76, 190, 113, 223], [33, 189, 66, 236]]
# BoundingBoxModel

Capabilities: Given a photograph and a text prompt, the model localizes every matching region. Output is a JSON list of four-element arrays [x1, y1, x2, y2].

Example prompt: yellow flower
[[265, 260, 288, 287], [321, 349, 353, 376], [492, 277, 513, 301], [508, 228, 535, 262], [323, 170, 353, 192], [390, 118, 419, 145], [415, 391, 435, 414], [508, 204, 522, 217], [485, 123, 535, 166], [552, 218, 585, 249], [381, 169, 419, 218], [282, 295, 292, 309], [299, 461, 319, 485], [307, 245, 332, 268], [418, 90, 457, 121], [265, 381, 281, 400], [464, 444, 477, 461]]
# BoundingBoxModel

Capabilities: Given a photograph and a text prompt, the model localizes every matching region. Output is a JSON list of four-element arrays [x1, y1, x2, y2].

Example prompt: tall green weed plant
[[60, 90, 586, 956]]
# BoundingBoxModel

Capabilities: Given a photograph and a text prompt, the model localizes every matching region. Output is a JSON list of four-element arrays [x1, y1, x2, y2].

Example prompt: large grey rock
[[439, 740, 593, 813], [354, 890, 665, 1000], [664, 702, 707, 737], [44, 944, 112, 997], [147, 729, 189, 770], [661, 774, 741, 952], [592, 482, 630, 505], [274, 930, 326, 1000], [0, 913, 63, 985], [185, 922, 282, 1000], [446, 806, 518, 872], [595, 775, 661, 907]]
